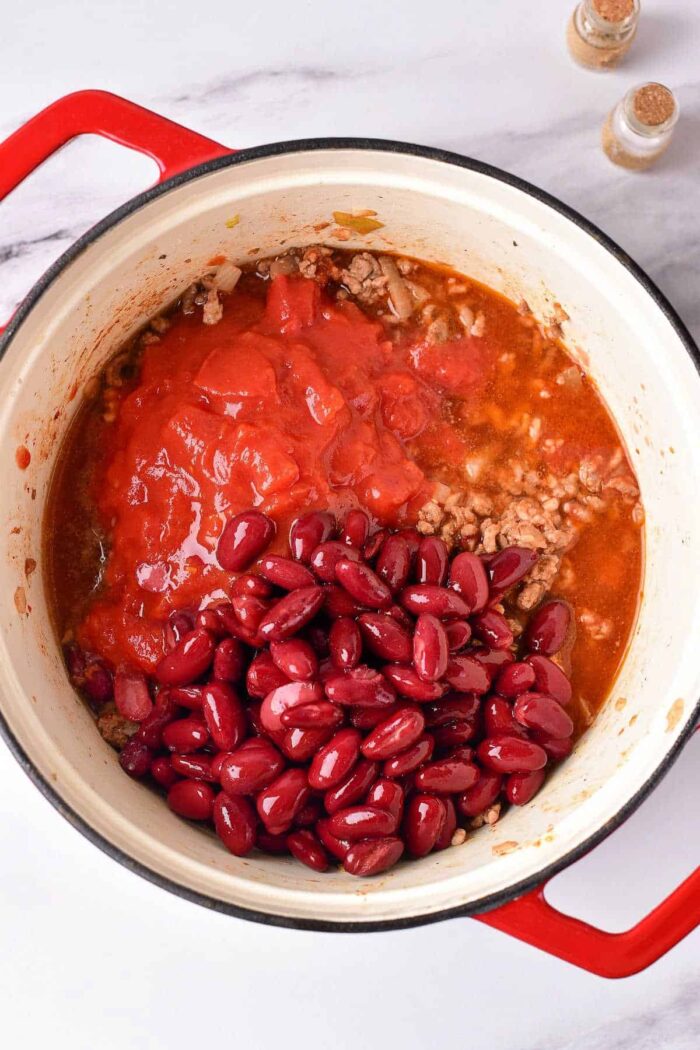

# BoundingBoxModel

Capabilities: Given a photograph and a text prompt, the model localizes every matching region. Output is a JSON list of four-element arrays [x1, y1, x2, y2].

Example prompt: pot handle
[[476, 865, 700, 978], [0, 89, 231, 201]]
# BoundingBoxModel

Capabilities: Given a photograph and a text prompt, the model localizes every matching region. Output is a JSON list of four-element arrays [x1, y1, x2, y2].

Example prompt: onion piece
[[378, 255, 413, 321], [214, 260, 242, 294]]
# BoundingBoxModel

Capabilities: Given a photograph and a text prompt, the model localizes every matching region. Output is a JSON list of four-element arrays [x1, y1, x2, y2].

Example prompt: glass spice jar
[[567, 0, 640, 69], [601, 83, 680, 170]]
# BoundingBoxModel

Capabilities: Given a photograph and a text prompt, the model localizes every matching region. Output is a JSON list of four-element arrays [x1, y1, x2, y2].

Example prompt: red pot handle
[[476, 865, 700, 978], [0, 88, 231, 201]]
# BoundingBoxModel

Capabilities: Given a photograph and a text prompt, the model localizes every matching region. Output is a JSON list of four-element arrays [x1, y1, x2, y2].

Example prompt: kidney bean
[[324, 666, 397, 708], [168, 779, 215, 821], [514, 692, 574, 738], [256, 830, 290, 854], [156, 628, 215, 686], [388, 603, 413, 630], [495, 661, 536, 697], [413, 614, 449, 682], [350, 701, 405, 730], [287, 829, 329, 872], [213, 792, 257, 855], [308, 728, 361, 790], [400, 584, 469, 619], [290, 511, 336, 562], [329, 617, 362, 670], [324, 759, 379, 815], [456, 769, 503, 817], [470, 609, 514, 650], [484, 697, 528, 739], [445, 620, 472, 652], [445, 654, 491, 694], [162, 717, 209, 753], [310, 541, 361, 583], [199, 683, 245, 751], [294, 796, 323, 828], [449, 552, 489, 613], [217, 510, 275, 572], [335, 558, 392, 610], [150, 755, 179, 789], [257, 555, 315, 592], [383, 734, 434, 777], [306, 624, 330, 658], [118, 738, 152, 779], [166, 611, 195, 649], [358, 613, 412, 663], [281, 701, 344, 730], [270, 638, 318, 682], [257, 768, 309, 832], [220, 739, 285, 795], [230, 591, 269, 632], [170, 752, 218, 782], [136, 694, 177, 748], [488, 546, 538, 597], [477, 735, 548, 773], [375, 534, 412, 592], [343, 837, 404, 877], [435, 798, 458, 851], [432, 720, 478, 750], [361, 708, 425, 761], [404, 795, 446, 857], [212, 637, 245, 683], [210, 752, 229, 780], [506, 768, 546, 806], [323, 585, 368, 618], [533, 731, 574, 760], [196, 608, 227, 638], [525, 654, 572, 706], [281, 726, 333, 762], [416, 536, 449, 585], [258, 586, 325, 641], [329, 805, 398, 841], [382, 664, 445, 701], [260, 680, 323, 733], [84, 662, 115, 710], [316, 818, 352, 861], [363, 529, 387, 561], [424, 693, 479, 727], [525, 600, 572, 655], [367, 779, 405, 823], [340, 509, 370, 549], [470, 647, 514, 680], [414, 754, 479, 794], [246, 651, 289, 699], [233, 575, 274, 600]]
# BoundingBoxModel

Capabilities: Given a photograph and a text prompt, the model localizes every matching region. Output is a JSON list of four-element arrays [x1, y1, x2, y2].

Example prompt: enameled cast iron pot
[[0, 92, 698, 975]]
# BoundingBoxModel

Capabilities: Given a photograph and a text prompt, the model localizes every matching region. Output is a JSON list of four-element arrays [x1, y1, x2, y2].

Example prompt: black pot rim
[[1, 136, 699, 934]]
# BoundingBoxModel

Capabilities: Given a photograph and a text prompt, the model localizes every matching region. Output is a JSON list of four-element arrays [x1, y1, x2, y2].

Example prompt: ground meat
[[202, 287, 224, 326], [96, 707, 138, 749], [338, 252, 388, 305], [298, 245, 338, 283]]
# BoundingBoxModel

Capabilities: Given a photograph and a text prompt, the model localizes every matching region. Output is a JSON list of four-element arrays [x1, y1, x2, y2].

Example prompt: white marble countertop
[[1, 1, 698, 1047]]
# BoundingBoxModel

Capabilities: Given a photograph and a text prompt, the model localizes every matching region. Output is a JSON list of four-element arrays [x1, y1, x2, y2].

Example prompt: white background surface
[[1, 1, 699, 1047]]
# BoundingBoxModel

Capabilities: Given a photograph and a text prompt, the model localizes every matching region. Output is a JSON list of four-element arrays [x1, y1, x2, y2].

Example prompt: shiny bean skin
[[413, 614, 449, 682], [260, 680, 324, 733], [114, 669, 153, 722], [329, 805, 398, 841], [230, 591, 269, 633], [456, 769, 503, 817], [382, 734, 434, 777], [220, 739, 285, 795], [170, 753, 218, 782], [230, 574, 273, 599], [477, 735, 548, 773], [256, 768, 309, 832], [213, 792, 257, 855], [316, 818, 352, 861], [310, 541, 361, 583], [382, 664, 445, 702], [287, 829, 329, 872], [335, 558, 393, 610], [281, 701, 344, 730], [136, 695, 177, 748], [445, 654, 491, 694], [366, 779, 405, 823], [246, 651, 289, 698], [270, 638, 318, 682], [289, 511, 335, 563], [424, 693, 479, 727], [329, 617, 362, 670], [470, 609, 514, 651], [435, 798, 458, 851], [375, 535, 412, 592], [484, 697, 528, 739], [256, 830, 290, 855], [201, 683, 246, 751], [513, 692, 574, 738], [495, 661, 537, 697], [506, 768, 546, 806], [323, 759, 379, 815], [416, 536, 449, 585], [414, 755, 479, 794], [292, 797, 323, 828], [358, 613, 412, 663], [217, 510, 275, 572], [349, 701, 405, 730], [525, 600, 572, 656], [534, 731, 574, 760], [166, 611, 194, 649], [445, 620, 472, 652], [150, 755, 179, 789], [258, 554, 316, 591], [360, 708, 426, 760], [399, 585, 469, 619], [167, 779, 215, 821], [396, 528, 421, 560], [448, 552, 489, 613], [431, 720, 479, 750], [281, 726, 333, 762], [323, 585, 368, 619], [324, 666, 397, 708], [162, 717, 209, 753], [488, 546, 538, 597], [470, 647, 514, 680], [196, 608, 226, 638], [308, 728, 361, 790], [404, 795, 446, 857], [363, 529, 387, 561], [212, 637, 246, 683], [340, 509, 370, 549], [525, 654, 573, 705], [343, 837, 404, 877], [118, 739, 152, 779], [156, 628, 215, 686], [258, 587, 325, 642]]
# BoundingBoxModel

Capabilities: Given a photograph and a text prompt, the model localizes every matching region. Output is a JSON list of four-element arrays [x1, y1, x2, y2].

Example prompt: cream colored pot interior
[[1, 147, 699, 924]]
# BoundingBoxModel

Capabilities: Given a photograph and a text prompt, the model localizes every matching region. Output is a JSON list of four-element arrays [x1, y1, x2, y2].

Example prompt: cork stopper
[[632, 83, 676, 128], [602, 82, 680, 170], [591, 0, 634, 23], [566, 0, 639, 70]]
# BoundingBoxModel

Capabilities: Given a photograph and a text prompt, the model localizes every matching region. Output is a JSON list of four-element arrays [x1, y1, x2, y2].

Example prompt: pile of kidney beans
[[67, 507, 575, 878]]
